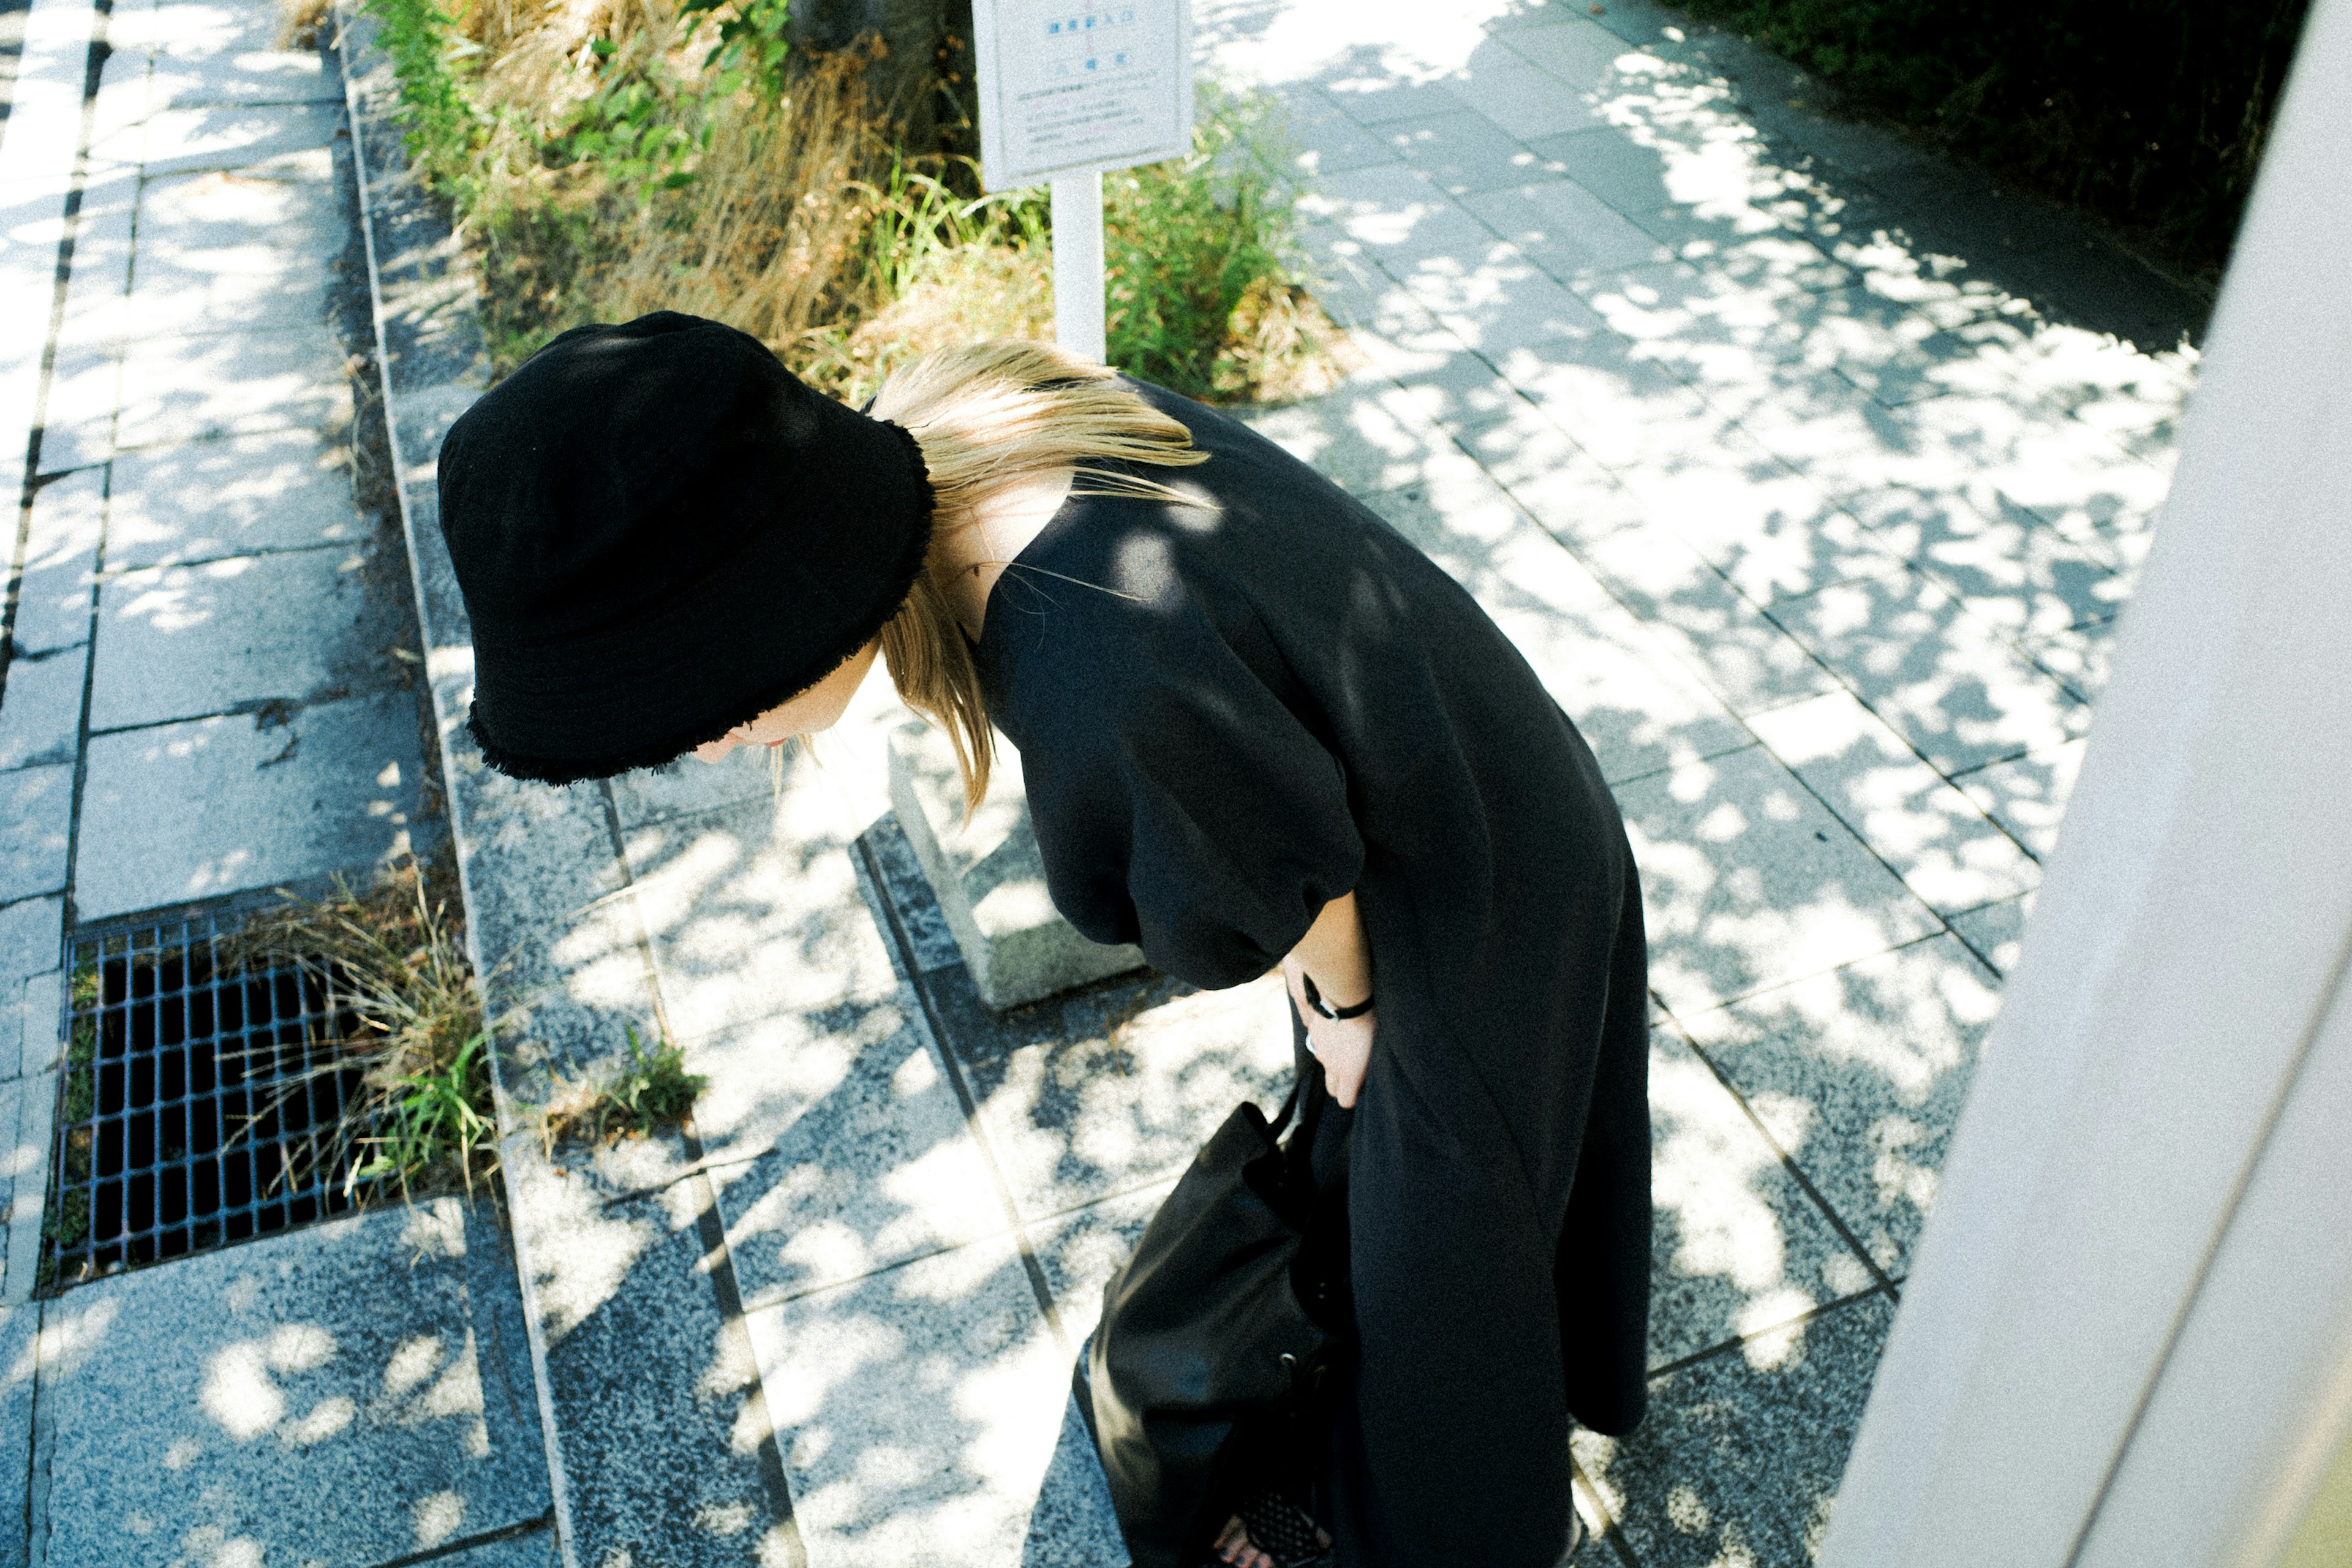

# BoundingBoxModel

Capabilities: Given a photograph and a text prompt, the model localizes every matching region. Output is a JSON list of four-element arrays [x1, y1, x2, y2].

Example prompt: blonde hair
[[867, 341, 1206, 816]]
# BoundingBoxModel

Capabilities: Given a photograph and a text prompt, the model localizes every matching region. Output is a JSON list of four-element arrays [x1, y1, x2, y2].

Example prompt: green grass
[[229, 858, 500, 1200], [353, 0, 1348, 402], [540, 1023, 708, 1149]]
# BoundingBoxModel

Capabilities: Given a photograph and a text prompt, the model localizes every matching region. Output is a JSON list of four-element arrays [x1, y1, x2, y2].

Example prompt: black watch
[[1302, 971, 1374, 1021]]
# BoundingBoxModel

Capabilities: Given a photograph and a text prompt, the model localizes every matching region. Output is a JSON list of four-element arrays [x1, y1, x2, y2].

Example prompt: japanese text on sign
[[973, 0, 1194, 191]]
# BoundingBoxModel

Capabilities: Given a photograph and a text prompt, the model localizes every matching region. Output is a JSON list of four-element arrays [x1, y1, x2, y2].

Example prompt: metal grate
[[42, 907, 388, 1292]]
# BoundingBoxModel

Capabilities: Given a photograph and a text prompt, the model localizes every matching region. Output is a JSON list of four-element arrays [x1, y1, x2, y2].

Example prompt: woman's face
[[690, 636, 880, 763]]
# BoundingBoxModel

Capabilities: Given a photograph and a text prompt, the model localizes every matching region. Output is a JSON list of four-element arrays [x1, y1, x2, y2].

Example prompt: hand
[[1282, 956, 1375, 1109]]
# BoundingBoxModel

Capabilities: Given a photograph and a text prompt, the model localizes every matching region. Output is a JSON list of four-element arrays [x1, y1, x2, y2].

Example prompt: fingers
[[1213, 1517, 1276, 1568]]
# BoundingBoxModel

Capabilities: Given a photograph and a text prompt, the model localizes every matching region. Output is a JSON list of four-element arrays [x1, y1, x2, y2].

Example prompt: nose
[[692, 733, 740, 764]]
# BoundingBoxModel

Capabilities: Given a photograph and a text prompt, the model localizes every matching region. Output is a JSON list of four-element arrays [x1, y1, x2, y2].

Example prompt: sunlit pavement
[[1213, 0, 2193, 1558], [0, 0, 2202, 1563], [0, 0, 515, 1562]]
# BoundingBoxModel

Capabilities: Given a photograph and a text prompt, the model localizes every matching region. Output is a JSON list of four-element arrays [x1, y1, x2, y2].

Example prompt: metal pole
[[1051, 171, 1106, 366]]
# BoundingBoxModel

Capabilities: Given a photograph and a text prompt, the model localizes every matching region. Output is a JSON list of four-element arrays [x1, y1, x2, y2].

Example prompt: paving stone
[[1319, 77, 1464, 127], [1610, 423, 1899, 609], [1363, 480, 1752, 784], [93, 98, 343, 181], [1575, 1291, 1894, 1567], [1030, 1180, 1173, 1328], [89, 545, 412, 729], [619, 784, 902, 1036], [107, 427, 366, 568], [2021, 613, 2119, 704], [10, 967, 63, 1082], [1574, 260, 1873, 393], [37, 1197, 551, 1568], [1952, 737, 2084, 865], [50, 169, 140, 361], [13, 469, 105, 655], [1373, 108, 1561, 200], [1898, 391, 2176, 543], [5, 1062, 56, 1302], [1569, 524, 1842, 717], [1523, 124, 1787, 244], [0, 898, 64, 1000], [124, 167, 340, 339], [0, 765, 73, 906], [432, 767, 648, 1093], [1281, 94, 1395, 177], [415, 1528, 560, 1567], [74, 690, 428, 919], [1447, 53, 1608, 141], [1461, 178, 1670, 282], [1678, 934, 2000, 1274], [1747, 691, 2039, 918], [1847, 486, 2128, 646], [508, 1155, 797, 1566], [1295, 162, 1503, 270], [1765, 567, 2090, 777], [697, 1000, 1009, 1311], [948, 970, 1294, 1226], [1948, 890, 2030, 977], [1648, 1026, 1880, 1366], [0, 643, 89, 772], [1613, 744, 1940, 1019], [888, 722, 1145, 1011], [1497, 12, 1645, 93], [35, 347, 123, 474], [1453, 406, 1652, 550], [141, 0, 344, 109], [743, 1235, 1084, 1568], [114, 325, 352, 451], [0, 1302, 36, 1504], [606, 746, 784, 828], [1239, 378, 1495, 502], [1396, 249, 1613, 364]]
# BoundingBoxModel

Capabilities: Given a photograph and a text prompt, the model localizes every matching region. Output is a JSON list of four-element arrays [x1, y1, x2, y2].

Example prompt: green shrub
[[1675, 0, 2312, 274], [349, 0, 1347, 402]]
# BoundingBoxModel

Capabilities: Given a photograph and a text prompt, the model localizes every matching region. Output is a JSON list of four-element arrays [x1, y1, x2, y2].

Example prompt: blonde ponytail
[[869, 342, 1204, 817]]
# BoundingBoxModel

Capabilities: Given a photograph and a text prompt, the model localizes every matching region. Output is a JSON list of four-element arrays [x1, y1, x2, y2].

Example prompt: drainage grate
[[42, 907, 389, 1292]]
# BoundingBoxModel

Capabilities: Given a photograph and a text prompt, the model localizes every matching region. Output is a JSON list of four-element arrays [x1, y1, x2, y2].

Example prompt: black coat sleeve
[[1017, 610, 1366, 992]]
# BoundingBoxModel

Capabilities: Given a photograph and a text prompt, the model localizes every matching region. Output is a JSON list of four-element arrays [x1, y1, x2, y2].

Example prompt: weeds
[[345, 0, 1348, 402], [540, 1023, 707, 1151], [227, 857, 500, 1201]]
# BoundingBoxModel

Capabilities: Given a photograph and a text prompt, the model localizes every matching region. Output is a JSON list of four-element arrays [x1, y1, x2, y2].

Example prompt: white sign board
[[971, 1, 1196, 192]]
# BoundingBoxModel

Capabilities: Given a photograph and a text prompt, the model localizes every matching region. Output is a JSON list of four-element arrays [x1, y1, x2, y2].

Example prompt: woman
[[437, 311, 1652, 1567]]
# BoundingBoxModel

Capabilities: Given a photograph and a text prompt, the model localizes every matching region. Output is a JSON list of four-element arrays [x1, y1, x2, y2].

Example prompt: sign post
[[971, 1, 1195, 366]]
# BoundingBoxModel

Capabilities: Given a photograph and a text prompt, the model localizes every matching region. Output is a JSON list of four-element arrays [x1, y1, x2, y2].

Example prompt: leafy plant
[[540, 1023, 708, 1150], [343, 0, 1351, 402]]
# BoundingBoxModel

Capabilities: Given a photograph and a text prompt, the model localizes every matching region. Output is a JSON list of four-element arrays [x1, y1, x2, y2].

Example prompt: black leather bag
[[1080, 1079, 1351, 1568]]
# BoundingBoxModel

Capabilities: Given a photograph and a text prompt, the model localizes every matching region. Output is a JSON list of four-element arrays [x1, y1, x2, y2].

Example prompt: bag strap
[[1268, 1079, 1305, 1140]]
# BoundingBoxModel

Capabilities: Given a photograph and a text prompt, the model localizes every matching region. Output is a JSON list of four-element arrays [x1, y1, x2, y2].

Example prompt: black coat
[[973, 383, 1652, 1567]]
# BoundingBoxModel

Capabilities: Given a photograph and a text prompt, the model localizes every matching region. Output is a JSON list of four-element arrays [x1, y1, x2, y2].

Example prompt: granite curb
[[334, 10, 805, 1563]]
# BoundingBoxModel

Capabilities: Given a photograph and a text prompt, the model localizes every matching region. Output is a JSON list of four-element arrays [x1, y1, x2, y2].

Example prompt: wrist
[[1302, 970, 1374, 1020]]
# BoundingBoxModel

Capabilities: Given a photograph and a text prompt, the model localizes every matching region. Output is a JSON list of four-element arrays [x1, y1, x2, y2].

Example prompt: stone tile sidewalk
[[417, 1, 2198, 1560], [0, 0, 2199, 1563], [0, 0, 545, 1561]]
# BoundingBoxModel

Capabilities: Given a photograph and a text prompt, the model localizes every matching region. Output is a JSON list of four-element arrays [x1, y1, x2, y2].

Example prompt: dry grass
[[538, 1023, 707, 1152], [277, 0, 332, 49], [227, 858, 500, 1201], [350, 0, 1352, 404]]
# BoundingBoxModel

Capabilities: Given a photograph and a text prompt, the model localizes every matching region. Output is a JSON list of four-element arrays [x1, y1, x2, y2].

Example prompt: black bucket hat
[[435, 311, 933, 784]]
